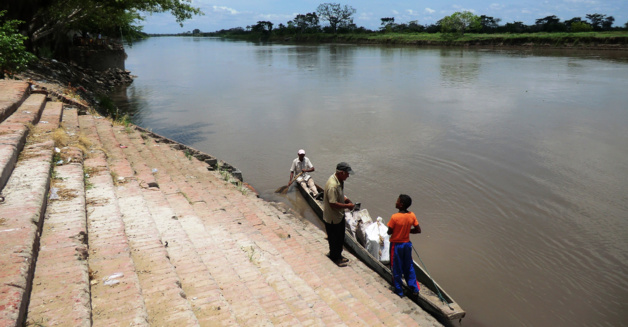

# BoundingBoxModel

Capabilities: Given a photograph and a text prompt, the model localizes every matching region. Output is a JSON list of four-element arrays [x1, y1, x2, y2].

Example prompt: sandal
[[334, 260, 348, 267]]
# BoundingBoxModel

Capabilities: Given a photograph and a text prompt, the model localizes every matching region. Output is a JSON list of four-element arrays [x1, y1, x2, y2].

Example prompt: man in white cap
[[289, 149, 319, 197]]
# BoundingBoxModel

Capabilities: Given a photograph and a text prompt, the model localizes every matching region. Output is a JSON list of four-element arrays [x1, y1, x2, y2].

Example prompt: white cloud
[[563, 0, 597, 3], [256, 13, 293, 21], [489, 3, 505, 10], [392, 10, 399, 15], [425, 8, 436, 14], [357, 12, 375, 21], [406, 9, 419, 16], [213, 6, 239, 15], [452, 5, 476, 13]]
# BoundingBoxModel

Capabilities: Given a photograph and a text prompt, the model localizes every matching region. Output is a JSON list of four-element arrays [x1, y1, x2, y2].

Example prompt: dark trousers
[[324, 218, 345, 261]]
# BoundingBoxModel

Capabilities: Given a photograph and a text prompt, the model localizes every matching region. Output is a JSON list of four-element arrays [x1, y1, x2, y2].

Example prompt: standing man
[[323, 162, 355, 267], [289, 149, 319, 197], [387, 194, 421, 297]]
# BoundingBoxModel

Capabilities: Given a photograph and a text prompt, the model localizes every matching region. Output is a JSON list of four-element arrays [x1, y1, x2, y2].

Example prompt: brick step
[[132, 132, 368, 325], [119, 126, 323, 325], [26, 107, 90, 327], [125, 128, 426, 325], [84, 115, 200, 326], [78, 115, 150, 326], [108, 123, 286, 325], [0, 100, 61, 326], [0, 93, 47, 192], [113, 125, 239, 326], [0, 80, 30, 123]]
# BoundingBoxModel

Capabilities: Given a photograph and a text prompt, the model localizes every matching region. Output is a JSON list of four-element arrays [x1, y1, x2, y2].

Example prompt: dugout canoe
[[296, 182, 466, 325]]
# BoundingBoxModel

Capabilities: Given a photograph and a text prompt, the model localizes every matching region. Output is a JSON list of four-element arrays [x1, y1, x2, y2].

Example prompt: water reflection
[[439, 49, 481, 86], [109, 84, 149, 125]]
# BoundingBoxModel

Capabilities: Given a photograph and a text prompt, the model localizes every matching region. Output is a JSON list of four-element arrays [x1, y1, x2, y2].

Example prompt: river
[[111, 37, 628, 327]]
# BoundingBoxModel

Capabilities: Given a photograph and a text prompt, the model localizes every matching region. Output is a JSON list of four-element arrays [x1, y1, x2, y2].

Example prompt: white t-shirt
[[291, 157, 314, 180]]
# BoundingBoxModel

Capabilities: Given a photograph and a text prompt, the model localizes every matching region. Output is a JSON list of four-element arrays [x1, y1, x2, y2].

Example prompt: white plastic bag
[[345, 211, 357, 237], [345, 209, 372, 240], [365, 217, 390, 264]]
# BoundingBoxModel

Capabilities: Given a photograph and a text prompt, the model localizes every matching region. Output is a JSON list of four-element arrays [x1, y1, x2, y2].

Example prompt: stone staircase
[[0, 80, 442, 326]]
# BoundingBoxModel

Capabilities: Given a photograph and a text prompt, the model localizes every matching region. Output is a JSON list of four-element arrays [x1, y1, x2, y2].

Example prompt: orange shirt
[[387, 211, 419, 243]]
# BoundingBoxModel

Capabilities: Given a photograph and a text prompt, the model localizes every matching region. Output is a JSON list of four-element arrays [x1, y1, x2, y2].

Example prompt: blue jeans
[[390, 242, 420, 296]]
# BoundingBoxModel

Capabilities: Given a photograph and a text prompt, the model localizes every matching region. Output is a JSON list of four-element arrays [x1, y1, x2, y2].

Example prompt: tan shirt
[[323, 173, 344, 224]]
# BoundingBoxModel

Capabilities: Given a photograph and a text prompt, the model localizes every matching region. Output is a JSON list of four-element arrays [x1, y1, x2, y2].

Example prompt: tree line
[[211, 5, 625, 38]]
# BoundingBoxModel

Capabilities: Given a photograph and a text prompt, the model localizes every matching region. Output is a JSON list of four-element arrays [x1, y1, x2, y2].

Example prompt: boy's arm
[[410, 220, 421, 234]]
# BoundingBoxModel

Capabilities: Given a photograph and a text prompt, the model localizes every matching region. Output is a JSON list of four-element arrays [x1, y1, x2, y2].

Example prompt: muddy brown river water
[[112, 37, 628, 326]]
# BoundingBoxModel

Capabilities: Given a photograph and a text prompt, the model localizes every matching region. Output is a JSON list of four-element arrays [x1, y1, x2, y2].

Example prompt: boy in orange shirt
[[387, 194, 421, 297]]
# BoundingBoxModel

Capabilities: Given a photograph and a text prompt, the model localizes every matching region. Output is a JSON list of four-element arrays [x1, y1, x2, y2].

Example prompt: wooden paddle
[[275, 171, 304, 194]]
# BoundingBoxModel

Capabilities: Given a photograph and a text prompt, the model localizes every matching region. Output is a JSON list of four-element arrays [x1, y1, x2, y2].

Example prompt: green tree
[[601, 16, 615, 30], [585, 13, 614, 31], [504, 21, 528, 33], [570, 21, 593, 32], [479, 15, 501, 33], [440, 11, 481, 37], [316, 3, 356, 34], [251, 21, 273, 37], [292, 13, 320, 34], [380, 17, 396, 32], [535, 15, 565, 32], [0, 10, 36, 78], [1, 0, 202, 48]]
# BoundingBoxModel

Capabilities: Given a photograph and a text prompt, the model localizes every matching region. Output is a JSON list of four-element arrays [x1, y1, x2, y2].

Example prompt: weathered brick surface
[[79, 115, 149, 327], [0, 100, 60, 327], [91, 118, 199, 326], [0, 80, 30, 123], [26, 160, 90, 327], [0, 94, 47, 191]]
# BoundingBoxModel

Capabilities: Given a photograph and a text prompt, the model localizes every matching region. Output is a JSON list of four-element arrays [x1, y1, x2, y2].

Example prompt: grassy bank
[[229, 31, 628, 49]]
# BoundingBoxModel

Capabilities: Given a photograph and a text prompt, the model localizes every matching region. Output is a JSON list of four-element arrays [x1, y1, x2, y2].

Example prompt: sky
[[141, 0, 628, 33]]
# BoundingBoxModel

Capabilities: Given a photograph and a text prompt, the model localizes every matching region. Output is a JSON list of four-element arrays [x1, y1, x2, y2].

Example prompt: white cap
[[298, 149, 305, 155]]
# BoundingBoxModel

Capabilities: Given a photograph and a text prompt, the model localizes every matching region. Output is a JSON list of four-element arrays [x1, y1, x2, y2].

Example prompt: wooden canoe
[[296, 182, 466, 325]]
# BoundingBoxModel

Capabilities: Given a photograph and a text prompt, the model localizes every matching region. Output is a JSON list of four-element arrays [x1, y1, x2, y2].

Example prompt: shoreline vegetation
[[148, 31, 628, 50]]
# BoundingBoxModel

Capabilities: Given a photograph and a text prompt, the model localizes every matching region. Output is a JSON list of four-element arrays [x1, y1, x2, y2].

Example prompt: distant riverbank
[[220, 31, 628, 50]]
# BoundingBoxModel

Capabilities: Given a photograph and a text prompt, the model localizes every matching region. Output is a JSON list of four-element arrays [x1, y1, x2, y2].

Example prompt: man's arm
[[329, 201, 354, 210], [329, 195, 354, 210], [410, 224, 421, 234], [304, 158, 315, 173]]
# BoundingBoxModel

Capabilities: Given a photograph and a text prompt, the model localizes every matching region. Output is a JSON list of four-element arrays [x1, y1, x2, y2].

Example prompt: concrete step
[[26, 107, 90, 327], [114, 125, 239, 326], [26, 153, 90, 327], [0, 100, 61, 327], [0, 93, 47, 192], [90, 117, 199, 326], [78, 114, 150, 326], [0, 80, 30, 123], [116, 127, 308, 325]]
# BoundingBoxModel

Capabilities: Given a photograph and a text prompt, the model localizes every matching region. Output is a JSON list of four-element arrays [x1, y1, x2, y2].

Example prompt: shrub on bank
[[0, 10, 36, 78]]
